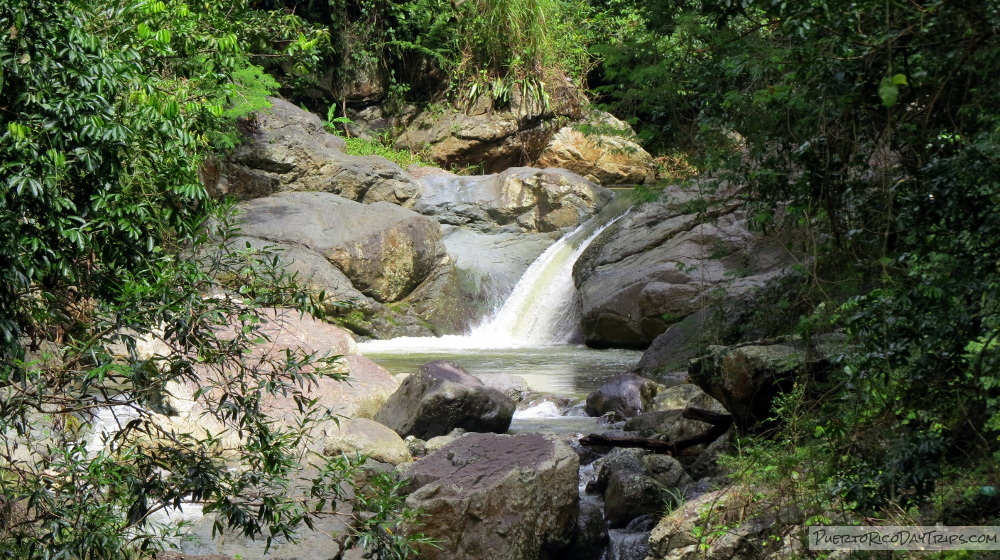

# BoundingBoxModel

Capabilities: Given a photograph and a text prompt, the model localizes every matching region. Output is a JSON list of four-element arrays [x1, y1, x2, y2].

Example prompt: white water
[[360, 200, 629, 353]]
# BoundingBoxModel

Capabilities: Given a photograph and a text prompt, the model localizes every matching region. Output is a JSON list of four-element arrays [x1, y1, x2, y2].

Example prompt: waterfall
[[360, 197, 629, 351], [467, 201, 628, 346]]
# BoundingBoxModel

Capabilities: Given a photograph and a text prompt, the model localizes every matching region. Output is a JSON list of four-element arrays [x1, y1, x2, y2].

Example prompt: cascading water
[[358, 194, 640, 395], [467, 199, 630, 346], [360, 196, 630, 352]]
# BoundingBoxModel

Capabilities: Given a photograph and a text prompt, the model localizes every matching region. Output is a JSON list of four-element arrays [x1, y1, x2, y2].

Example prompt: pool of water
[[358, 341, 643, 399]]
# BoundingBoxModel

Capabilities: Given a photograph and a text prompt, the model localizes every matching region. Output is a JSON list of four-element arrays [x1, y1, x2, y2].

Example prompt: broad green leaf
[[879, 77, 899, 107]]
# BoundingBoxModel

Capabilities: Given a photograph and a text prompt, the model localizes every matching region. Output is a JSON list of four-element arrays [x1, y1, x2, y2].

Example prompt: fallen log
[[579, 406, 733, 455]]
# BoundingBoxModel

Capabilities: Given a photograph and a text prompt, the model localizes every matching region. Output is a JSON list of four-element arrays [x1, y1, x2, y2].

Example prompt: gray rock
[[233, 191, 464, 337], [414, 167, 613, 234], [604, 471, 671, 528], [687, 427, 734, 481], [374, 360, 515, 439], [624, 409, 710, 441], [585, 374, 664, 418], [595, 449, 689, 528], [238, 192, 445, 303], [573, 183, 795, 349], [442, 226, 555, 320], [399, 432, 580, 560], [642, 454, 693, 490], [206, 98, 420, 206], [475, 373, 532, 402], [593, 448, 647, 494]]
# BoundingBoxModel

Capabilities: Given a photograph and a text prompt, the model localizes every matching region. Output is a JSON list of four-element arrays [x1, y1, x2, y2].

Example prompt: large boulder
[[233, 191, 463, 337], [573, 184, 794, 349], [203, 98, 420, 206], [594, 449, 690, 528], [414, 167, 613, 234], [585, 373, 664, 418], [161, 309, 400, 451], [374, 360, 516, 439], [688, 341, 836, 432], [536, 110, 656, 185], [399, 432, 580, 560]]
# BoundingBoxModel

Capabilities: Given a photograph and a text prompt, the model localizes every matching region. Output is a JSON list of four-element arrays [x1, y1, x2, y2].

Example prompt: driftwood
[[579, 407, 733, 456]]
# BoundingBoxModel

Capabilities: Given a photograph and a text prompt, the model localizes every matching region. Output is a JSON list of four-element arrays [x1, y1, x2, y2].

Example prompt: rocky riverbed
[[151, 96, 821, 560]]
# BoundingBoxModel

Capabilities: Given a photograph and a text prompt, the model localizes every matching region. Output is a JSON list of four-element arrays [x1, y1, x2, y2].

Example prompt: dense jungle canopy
[[1, 0, 998, 557]]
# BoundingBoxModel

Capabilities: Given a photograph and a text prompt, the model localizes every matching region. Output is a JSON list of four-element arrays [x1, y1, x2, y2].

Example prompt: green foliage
[[262, 0, 599, 107], [323, 111, 434, 168], [595, 0, 1000, 527], [0, 0, 421, 557]]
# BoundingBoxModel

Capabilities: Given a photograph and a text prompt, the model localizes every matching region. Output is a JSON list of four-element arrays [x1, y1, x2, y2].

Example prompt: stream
[[359, 195, 642, 430]]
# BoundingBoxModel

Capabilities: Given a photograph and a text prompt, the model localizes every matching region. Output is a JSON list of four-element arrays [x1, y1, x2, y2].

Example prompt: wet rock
[[585, 374, 664, 418], [374, 360, 515, 439], [399, 432, 580, 560], [593, 448, 647, 494], [442, 226, 555, 322], [604, 470, 671, 527], [606, 514, 657, 560], [589, 449, 690, 528], [563, 494, 610, 560], [642, 454, 693, 490]]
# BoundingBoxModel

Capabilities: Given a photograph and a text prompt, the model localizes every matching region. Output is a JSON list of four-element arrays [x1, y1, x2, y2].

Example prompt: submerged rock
[[585, 373, 664, 418], [374, 360, 516, 439], [399, 432, 580, 560]]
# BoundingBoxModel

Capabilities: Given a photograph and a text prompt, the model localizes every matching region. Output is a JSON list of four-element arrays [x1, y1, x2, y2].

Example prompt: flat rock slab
[[401, 432, 580, 560]]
